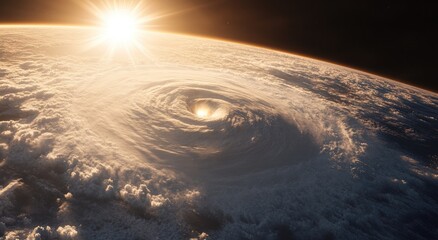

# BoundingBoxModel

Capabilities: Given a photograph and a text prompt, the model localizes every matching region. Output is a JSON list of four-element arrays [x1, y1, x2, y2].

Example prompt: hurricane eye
[[195, 107, 210, 118]]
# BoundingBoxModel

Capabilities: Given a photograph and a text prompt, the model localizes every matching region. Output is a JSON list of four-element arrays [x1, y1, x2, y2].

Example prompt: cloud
[[56, 225, 78, 240], [4, 231, 20, 240], [25, 225, 78, 240], [0, 179, 24, 217], [119, 184, 151, 210], [0, 26, 437, 239], [27, 226, 54, 240]]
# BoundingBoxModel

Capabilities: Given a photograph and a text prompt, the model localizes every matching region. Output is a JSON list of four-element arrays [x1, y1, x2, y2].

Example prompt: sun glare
[[80, 0, 160, 61], [102, 10, 139, 43]]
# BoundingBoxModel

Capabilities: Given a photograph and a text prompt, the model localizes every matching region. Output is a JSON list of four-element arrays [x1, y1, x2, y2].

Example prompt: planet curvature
[[0, 26, 437, 240]]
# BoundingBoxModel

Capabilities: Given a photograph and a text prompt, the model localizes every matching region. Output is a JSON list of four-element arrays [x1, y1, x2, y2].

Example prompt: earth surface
[[0, 26, 437, 240]]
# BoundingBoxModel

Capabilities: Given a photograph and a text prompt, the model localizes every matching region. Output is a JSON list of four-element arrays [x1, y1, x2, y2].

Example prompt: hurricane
[[0, 26, 437, 240]]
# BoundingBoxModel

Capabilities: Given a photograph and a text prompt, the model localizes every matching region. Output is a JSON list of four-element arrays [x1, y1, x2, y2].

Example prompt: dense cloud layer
[[0, 26, 437, 239]]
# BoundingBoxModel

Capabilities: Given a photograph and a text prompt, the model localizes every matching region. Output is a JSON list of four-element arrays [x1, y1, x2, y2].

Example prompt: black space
[[0, 0, 437, 92]]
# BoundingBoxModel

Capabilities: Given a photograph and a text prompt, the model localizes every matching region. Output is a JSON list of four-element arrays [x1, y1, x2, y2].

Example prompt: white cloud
[[56, 225, 78, 240], [4, 231, 21, 240], [27, 226, 54, 240], [24, 225, 78, 240], [119, 184, 151, 210]]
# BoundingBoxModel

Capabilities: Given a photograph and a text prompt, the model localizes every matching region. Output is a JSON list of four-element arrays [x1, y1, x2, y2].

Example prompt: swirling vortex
[[77, 68, 319, 181]]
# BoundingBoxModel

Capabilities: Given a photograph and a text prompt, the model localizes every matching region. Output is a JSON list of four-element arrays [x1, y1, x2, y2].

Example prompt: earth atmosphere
[[0, 26, 437, 240]]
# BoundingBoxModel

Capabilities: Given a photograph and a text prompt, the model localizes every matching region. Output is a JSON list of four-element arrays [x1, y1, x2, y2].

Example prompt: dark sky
[[0, 0, 437, 92]]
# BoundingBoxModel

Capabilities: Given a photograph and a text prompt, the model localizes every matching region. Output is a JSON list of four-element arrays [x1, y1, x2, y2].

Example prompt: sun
[[81, 0, 159, 61], [102, 9, 140, 44], [80, 0, 187, 62], [97, 6, 145, 48]]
